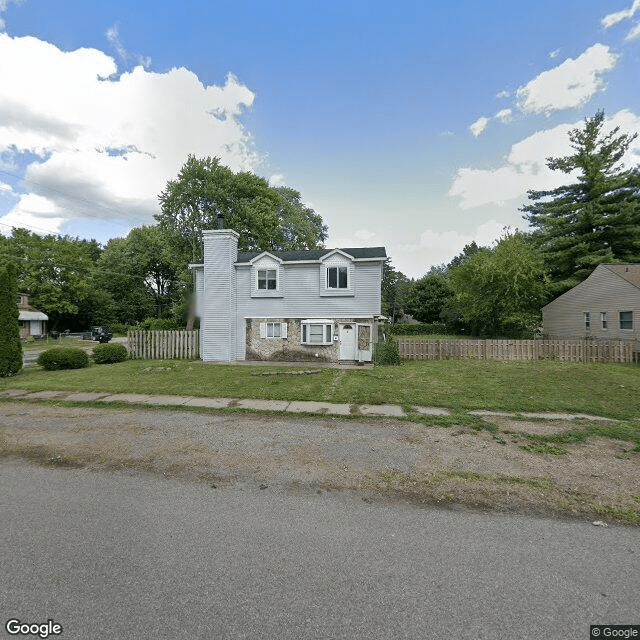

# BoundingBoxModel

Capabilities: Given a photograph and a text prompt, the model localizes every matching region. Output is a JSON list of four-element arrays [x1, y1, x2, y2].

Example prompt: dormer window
[[250, 254, 283, 298], [258, 269, 277, 290], [327, 266, 348, 289]]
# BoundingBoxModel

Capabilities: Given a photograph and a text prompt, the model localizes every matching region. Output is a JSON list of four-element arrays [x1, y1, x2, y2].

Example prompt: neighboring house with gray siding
[[190, 228, 386, 362], [542, 264, 640, 343]]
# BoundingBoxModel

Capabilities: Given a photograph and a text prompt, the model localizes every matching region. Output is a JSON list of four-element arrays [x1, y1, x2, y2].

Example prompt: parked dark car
[[82, 326, 112, 343]]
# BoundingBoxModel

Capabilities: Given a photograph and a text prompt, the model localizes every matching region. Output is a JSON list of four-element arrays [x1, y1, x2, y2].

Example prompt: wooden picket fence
[[127, 330, 199, 360], [397, 338, 636, 364]]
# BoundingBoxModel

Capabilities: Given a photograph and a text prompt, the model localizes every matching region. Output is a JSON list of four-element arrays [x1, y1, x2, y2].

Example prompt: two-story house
[[17, 293, 48, 340], [190, 227, 386, 363]]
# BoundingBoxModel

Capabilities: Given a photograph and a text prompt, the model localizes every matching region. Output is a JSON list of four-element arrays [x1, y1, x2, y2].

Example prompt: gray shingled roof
[[236, 247, 386, 263], [603, 263, 640, 289]]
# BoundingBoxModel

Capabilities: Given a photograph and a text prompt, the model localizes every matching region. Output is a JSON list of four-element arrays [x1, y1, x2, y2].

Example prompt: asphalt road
[[1, 459, 638, 640]]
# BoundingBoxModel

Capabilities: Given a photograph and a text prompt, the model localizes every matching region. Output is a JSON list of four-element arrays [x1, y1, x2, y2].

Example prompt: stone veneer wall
[[245, 318, 373, 362]]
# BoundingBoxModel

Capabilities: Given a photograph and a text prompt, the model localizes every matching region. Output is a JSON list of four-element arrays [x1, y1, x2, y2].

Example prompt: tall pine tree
[[521, 110, 640, 293], [0, 263, 23, 377]]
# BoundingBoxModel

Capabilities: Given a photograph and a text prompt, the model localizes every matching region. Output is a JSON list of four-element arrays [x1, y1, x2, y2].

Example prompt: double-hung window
[[257, 269, 277, 290], [620, 311, 633, 330], [584, 312, 590, 331], [326, 266, 348, 289], [266, 322, 281, 338], [600, 312, 607, 330], [259, 322, 287, 339], [301, 320, 333, 345]]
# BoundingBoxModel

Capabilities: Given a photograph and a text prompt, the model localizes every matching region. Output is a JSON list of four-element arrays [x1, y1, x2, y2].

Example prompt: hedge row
[[380, 322, 448, 336], [37, 348, 89, 371], [37, 343, 128, 370]]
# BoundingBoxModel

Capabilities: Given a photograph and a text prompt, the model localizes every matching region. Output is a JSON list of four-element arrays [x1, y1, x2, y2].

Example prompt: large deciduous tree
[[521, 110, 640, 292], [381, 260, 411, 323], [448, 232, 549, 338], [403, 268, 454, 324], [156, 155, 327, 260], [0, 262, 23, 377], [95, 226, 187, 324], [0, 229, 101, 331]]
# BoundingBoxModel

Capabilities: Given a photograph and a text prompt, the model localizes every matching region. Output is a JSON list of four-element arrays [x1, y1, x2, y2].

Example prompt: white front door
[[339, 324, 356, 360]]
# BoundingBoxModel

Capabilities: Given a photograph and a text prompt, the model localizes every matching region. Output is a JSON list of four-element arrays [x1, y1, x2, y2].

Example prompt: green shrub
[[92, 343, 128, 364], [374, 338, 402, 365], [109, 323, 130, 336], [37, 347, 89, 371], [137, 317, 182, 331], [381, 322, 448, 336]]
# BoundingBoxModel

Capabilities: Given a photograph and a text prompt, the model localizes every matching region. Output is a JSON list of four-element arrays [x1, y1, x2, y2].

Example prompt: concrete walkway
[[0, 388, 615, 422]]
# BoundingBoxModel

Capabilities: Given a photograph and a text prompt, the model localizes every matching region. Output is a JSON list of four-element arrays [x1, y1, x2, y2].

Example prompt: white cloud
[[1, 193, 66, 234], [0, 0, 22, 30], [516, 44, 618, 115], [269, 173, 285, 186], [626, 21, 640, 39], [549, 48, 561, 59], [496, 90, 510, 99], [353, 229, 377, 243], [469, 116, 489, 137], [602, 0, 640, 28], [495, 108, 512, 122], [329, 228, 381, 249], [106, 23, 151, 69], [0, 33, 258, 233], [394, 220, 508, 274], [449, 110, 640, 210]]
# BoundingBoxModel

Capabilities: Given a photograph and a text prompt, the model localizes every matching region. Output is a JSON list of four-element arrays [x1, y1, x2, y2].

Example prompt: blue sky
[[1, 0, 639, 277]]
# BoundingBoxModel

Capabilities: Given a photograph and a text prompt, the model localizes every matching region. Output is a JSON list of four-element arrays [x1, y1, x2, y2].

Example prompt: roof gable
[[602, 264, 640, 289], [543, 263, 640, 310], [248, 251, 283, 265]]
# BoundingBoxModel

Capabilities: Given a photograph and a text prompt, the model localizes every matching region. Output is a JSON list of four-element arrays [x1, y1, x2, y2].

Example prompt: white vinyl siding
[[319, 255, 355, 297], [250, 255, 283, 298]]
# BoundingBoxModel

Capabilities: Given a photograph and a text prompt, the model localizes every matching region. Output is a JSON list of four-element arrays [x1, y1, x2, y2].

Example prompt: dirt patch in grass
[[480, 415, 587, 436], [1, 401, 638, 525]]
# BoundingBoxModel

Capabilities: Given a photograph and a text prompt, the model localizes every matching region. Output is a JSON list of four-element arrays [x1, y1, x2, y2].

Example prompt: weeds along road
[[1, 458, 638, 640], [1, 400, 638, 523]]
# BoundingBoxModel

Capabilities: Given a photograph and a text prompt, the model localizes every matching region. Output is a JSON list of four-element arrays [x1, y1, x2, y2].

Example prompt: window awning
[[19, 311, 48, 321]]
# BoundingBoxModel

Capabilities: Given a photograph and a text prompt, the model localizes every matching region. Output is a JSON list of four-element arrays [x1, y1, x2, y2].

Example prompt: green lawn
[[3, 358, 639, 420]]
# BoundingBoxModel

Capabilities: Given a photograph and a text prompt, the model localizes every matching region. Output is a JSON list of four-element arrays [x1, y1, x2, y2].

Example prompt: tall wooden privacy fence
[[128, 330, 199, 360], [397, 339, 636, 364]]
